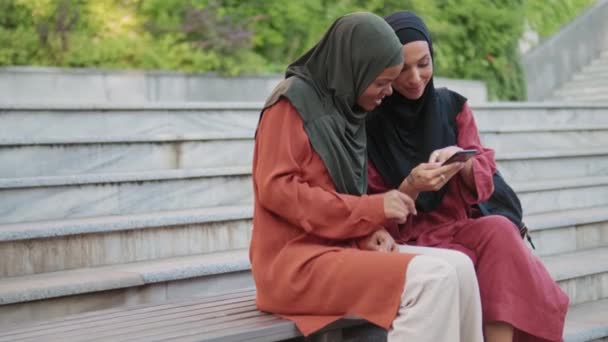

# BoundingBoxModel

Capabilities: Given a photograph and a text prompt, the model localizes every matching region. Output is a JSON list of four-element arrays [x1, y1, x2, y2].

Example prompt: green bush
[[526, 0, 596, 38], [0, 0, 596, 99]]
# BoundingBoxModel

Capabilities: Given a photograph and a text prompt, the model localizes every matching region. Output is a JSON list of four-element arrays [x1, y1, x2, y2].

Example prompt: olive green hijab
[[261, 12, 403, 195]]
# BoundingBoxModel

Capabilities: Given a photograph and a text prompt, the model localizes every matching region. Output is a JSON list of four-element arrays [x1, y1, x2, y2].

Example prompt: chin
[[405, 91, 424, 100], [362, 103, 375, 111]]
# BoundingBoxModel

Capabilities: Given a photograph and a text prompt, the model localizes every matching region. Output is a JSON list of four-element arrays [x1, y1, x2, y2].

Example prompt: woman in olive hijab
[[251, 12, 482, 341]]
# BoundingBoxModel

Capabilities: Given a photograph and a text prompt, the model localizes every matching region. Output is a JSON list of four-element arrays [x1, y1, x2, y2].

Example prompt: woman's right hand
[[383, 190, 416, 224]]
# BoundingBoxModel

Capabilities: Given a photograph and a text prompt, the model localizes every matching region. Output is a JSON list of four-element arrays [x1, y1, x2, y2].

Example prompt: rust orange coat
[[250, 99, 415, 335]]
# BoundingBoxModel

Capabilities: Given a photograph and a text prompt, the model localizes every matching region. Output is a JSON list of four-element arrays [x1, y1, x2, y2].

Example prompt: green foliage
[[0, 0, 597, 99], [526, 0, 596, 38], [419, 0, 527, 100]]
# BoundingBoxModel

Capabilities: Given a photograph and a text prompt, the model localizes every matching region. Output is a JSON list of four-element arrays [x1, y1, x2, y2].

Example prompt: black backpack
[[476, 171, 535, 249]]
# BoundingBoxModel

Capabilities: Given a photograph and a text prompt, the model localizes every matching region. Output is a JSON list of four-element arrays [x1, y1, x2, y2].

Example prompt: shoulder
[[261, 97, 304, 128], [436, 87, 467, 112], [265, 77, 322, 118]]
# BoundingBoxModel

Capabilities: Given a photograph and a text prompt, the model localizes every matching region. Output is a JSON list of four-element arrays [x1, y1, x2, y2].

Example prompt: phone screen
[[441, 149, 478, 166]]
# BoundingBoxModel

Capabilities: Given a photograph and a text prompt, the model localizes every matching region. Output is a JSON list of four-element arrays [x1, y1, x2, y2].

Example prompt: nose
[[410, 69, 421, 84]]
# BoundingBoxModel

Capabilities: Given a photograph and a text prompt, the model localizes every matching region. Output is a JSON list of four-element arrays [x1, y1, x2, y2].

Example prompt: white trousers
[[387, 245, 484, 342]]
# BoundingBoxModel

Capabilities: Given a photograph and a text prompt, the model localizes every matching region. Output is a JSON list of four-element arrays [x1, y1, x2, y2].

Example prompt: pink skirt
[[408, 215, 569, 342]]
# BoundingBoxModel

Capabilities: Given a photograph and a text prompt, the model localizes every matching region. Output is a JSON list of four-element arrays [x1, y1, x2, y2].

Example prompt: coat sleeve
[[253, 99, 386, 240], [456, 102, 497, 204]]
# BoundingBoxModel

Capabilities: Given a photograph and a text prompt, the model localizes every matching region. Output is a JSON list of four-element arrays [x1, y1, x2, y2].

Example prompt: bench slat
[[4, 301, 260, 341], [0, 290, 256, 340], [73, 308, 273, 342], [203, 319, 302, 342], [78, 304, 264, 341], [0, 288, 368, 342], [127, 314, 287, 342]]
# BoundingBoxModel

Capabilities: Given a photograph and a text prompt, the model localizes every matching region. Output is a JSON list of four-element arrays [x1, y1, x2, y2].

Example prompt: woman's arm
[[455, 102, 497, 203], [254, 99, 388, 240]]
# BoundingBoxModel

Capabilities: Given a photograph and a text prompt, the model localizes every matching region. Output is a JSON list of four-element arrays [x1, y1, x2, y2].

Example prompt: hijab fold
[[261, 12, 403, 195], [367, 11, 466, 212]]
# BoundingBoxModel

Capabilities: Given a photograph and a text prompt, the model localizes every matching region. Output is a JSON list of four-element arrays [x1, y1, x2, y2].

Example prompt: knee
[[410, 255, 459, 286], [477, 215, 521, 244], [445, 250, 476, 279]]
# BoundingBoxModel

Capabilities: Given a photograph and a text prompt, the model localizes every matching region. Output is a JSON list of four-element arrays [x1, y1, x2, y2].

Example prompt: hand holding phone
[[441, 149, 478, 166]]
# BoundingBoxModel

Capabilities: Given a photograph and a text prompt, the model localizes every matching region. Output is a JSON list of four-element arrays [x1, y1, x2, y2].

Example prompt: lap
[[412, 215, 525, 266], [399, 244, 473, 269]]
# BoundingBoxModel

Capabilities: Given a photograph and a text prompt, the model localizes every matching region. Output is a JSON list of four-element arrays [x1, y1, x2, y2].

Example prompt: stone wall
[[522, 0, 608, 101], [0, 66, 488, 104]]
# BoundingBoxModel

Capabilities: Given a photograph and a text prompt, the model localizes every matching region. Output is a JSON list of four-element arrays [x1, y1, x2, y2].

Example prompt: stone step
[[0, 138, 254, 178], [590, 56, 608, 67], [0, 103, 260, 143], [497, 148, 608, 182], [572, 72, 608, 82], [564, 298, 608, 342], [515, 175, 608, 215], [0, 206, 253, 277], [471, 103, 608, 131], [0, 243, 603, 329], [2, 165, 605, 223], [0, 167, 252, 224], [0, 249, 253, 329], [3, 129, 607, 179], [560, 77, 608, 89], [3, 103, 608, 143], [582, 64, 608, 73], [542, 246, 608, 306], [527, 205, 608, 256], [4, 126, 608, 181], [0, 198, 603, 279], [555, 86, 608, 97], [557, 96, 608, 103], [555, 91, 608, 101], [481, 127, 608, 153], [1, 198, 605, 279]]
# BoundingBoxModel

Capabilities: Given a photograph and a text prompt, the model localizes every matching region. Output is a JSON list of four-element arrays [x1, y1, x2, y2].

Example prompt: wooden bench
[[0, 288, 386, 342]]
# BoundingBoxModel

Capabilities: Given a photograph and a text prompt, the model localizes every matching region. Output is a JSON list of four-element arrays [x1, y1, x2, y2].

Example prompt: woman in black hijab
[[366, 11, 569, 342]]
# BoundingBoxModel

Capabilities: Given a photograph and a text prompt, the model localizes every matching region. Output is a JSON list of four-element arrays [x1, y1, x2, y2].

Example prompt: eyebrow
[[404, 54, 430, 65]]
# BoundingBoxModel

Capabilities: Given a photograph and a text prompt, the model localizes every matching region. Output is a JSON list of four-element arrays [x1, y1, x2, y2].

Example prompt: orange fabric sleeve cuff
[[365, 193, 386, 227]]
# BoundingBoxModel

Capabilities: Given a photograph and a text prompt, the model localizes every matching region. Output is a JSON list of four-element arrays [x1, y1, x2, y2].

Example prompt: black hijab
[[367, 11, 467, 212]]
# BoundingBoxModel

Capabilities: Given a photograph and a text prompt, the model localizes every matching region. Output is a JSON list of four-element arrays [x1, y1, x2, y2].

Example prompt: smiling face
[[392, 40, 433, 100], [356, 62, 403, 111]]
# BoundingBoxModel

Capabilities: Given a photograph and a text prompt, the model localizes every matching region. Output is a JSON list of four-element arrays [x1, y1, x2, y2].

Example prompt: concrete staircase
[[1, 102, 608, 340], [553, 50, 608, 102]]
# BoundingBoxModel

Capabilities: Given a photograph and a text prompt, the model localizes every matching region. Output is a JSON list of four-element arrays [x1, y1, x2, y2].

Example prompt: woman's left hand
[[357, 228, 399, 253], [429, 145, 476, 191]]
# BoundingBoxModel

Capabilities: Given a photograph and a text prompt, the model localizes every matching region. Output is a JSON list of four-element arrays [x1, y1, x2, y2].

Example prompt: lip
[[406, 85, 423, 93]]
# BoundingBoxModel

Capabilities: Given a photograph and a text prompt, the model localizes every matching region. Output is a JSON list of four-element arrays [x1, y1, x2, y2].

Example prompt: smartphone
[[441, 149, 478, 166]]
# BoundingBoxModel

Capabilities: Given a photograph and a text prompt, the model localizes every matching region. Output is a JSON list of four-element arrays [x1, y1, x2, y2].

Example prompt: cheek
[[357, 88, 374, 106], [365, 86, 381, 99], [393, 74, 408, 90], [421, 66, 433, 84]]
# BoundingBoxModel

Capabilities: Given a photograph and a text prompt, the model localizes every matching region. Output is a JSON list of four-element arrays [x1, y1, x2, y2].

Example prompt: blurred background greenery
[[0, 0, 596, 100]]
